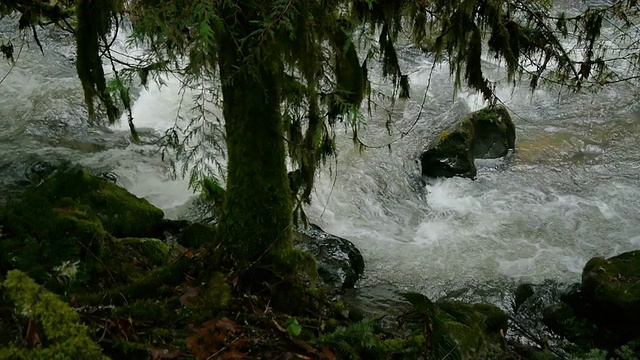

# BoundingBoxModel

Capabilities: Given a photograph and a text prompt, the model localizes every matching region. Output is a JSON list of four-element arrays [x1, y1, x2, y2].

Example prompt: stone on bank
[[543, 250, 640, 351]]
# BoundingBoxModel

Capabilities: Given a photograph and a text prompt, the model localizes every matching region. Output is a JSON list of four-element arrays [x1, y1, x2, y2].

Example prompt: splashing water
[[1, 13, 639, 301]]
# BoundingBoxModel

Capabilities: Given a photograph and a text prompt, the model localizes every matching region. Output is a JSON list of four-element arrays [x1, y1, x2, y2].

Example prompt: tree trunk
[[217, 39, 294, 265]]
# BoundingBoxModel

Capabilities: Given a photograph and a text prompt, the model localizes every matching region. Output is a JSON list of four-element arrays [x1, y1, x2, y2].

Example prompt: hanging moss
[[331, 23, 366, 107], [75, 0, 120, 123]]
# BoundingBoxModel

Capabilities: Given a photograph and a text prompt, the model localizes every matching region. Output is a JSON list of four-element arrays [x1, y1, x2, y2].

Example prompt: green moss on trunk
[[217, 34, 294, 266]]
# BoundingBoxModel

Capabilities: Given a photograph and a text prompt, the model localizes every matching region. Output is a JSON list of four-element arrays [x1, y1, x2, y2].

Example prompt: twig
[[30, 24, 44, 55], [74, 237, 119, 290], [207, 336, 241, 359]]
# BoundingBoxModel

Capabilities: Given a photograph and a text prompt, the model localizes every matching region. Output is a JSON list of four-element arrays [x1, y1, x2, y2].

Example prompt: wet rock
[[543, 250, 640, 350], [98, 171, 119, 184], [437, 300, 509, 352], [420, 105, 515, 179], [24, 160, 58, 183], [341, 283, 412, 332], [295, 224, 364, 291], [513, 283, 536, 314]]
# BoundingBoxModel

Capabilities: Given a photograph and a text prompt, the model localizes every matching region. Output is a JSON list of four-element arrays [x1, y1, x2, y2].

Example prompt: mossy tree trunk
[[217, 32, 294, 265]]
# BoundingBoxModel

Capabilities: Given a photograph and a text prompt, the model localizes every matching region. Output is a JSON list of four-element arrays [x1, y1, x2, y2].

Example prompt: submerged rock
[[543, 250, 640, 350], [420, 105, 515, 179], [295, 224, 365, 291]]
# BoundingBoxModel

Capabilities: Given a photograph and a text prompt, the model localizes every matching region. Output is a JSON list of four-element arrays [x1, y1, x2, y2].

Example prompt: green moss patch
[[0, 270, 109, 360], [117, 238, 170, 266], [29, 167, 164, 237]]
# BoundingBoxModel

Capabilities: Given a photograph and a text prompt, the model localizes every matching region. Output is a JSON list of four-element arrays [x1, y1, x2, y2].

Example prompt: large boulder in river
[[420, 106, 515, 179], [295, 224, 365, 291], [543, 250, 640, 350]]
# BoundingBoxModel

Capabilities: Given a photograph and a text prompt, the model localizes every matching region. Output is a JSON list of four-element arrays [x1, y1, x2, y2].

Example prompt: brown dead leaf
[[215, 317, 237, 333], [201, 318, 218, 330], [179, 286, 200, 308], [289, 337, 316, 354], [320, 346, 336, 360], [25, 319, 41, 349], [185, 336, 202, 356]]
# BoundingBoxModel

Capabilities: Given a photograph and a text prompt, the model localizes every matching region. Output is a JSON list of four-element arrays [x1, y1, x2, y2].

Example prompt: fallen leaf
[[185, 336, 202, 356], [25, 319, 41, 349], [320, 346, 336, 360], [179, 286, 200, 308]]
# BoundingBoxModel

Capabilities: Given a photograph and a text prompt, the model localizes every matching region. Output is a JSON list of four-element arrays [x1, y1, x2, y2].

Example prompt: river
[[1, 9, 638, 303]]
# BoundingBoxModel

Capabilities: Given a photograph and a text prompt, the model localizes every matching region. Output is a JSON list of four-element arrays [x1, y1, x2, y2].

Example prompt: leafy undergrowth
[[0, 244, 536, 360], [0, 223, 588, 360]]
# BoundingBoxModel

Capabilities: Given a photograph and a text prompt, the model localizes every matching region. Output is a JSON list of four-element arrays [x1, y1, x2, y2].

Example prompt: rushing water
[[1, 11, 639, 303]]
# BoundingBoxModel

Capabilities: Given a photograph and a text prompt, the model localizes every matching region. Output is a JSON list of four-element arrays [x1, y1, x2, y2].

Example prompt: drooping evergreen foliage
[[2, 0, 639, 267]]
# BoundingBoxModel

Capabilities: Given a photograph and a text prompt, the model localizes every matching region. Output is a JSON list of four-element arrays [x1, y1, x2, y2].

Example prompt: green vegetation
[[0, 270, 109, 360], [1, 0, 640, 358]]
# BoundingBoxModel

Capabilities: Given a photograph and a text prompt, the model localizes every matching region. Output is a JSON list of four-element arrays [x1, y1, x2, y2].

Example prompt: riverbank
[[1, 166, 638, 359]]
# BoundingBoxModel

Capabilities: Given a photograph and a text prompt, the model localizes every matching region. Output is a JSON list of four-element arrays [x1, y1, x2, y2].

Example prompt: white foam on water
[[1, 15, 639, 299]]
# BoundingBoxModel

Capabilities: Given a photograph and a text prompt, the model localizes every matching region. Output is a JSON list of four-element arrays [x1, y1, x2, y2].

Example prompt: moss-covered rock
[[400, 292, 509, 359], [582, 251, 640, 317], [0, 200, 110, 292], [0, 168, 171, 293], [117, 238, 170, 266], [30, 167, 164, 237], [543, 250, 640, 350], [201, 271, 232, 310], [420, 105, 515, 179], [470, 106, 516, 159], [0, 270, 109, 359], [437, 301, 509, 358], [113, 298, 181, 326], [0, 167, 167, 293]]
